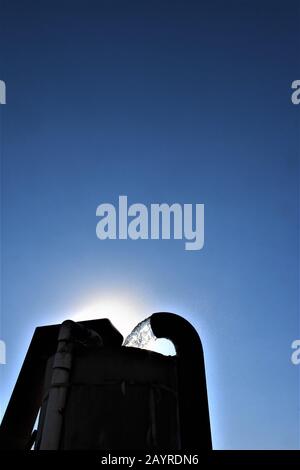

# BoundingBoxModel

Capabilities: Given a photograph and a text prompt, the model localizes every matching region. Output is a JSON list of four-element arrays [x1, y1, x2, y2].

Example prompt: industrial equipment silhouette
[[0, 312, 212, 450]]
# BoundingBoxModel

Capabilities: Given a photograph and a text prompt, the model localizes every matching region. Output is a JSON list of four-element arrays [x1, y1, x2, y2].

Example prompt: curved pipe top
[[150, 312, 212, 450]]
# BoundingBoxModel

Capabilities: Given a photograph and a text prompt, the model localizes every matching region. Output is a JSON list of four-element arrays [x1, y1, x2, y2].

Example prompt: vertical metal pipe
[[150, 312, 212, 450], [39, 321, 74, 450]]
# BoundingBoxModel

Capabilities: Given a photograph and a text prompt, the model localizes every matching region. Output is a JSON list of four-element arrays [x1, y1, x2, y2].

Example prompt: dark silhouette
[[0, 312, 211, 450]]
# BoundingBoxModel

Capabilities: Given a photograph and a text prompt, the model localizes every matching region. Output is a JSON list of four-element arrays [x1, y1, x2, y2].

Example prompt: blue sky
[[0, 0, 299, 449]]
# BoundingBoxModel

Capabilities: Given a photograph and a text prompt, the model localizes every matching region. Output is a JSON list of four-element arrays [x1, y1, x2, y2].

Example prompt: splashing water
[[123, 318, 156, 349]]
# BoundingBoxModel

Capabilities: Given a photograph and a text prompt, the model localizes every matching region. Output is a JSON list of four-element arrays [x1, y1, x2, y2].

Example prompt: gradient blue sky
[[0, 0, 299, 449]]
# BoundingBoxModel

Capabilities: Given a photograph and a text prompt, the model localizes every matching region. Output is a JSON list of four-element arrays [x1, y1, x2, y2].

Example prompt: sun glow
[[70, 294, 147, 341], [66, 291, 176, 355]]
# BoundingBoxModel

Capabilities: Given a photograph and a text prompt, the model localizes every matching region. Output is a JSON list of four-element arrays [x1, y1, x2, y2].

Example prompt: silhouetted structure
[[0, 312, 212, 450]]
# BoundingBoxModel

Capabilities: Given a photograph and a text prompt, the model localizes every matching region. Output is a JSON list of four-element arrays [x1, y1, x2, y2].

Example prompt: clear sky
[[0, 0, 299, 449]]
